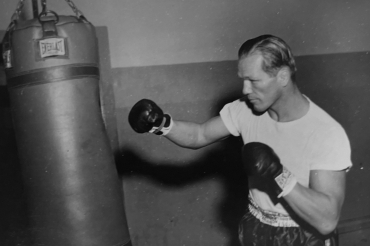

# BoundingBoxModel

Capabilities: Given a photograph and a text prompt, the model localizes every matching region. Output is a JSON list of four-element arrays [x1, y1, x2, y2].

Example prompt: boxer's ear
[[277, 67, 290, 87]]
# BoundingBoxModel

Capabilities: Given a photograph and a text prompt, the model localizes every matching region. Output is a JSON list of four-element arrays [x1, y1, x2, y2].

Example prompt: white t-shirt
[[220, 96, 352, 215]]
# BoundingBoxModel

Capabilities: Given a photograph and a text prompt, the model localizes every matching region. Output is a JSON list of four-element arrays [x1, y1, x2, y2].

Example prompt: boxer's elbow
[[316, 213, 340, 235], [314, 191, 343, 235], [317, 223, 336, 235]]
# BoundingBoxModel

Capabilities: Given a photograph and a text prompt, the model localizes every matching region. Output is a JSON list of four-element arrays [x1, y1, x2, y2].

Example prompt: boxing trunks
[[238, 195, 337, 246]]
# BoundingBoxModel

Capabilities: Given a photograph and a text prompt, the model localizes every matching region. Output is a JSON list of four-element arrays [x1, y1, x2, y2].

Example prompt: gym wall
[[113, 52, 370, 246]]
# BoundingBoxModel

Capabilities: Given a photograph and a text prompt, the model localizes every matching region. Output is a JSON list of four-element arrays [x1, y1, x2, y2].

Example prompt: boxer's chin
[[250, 100, 264, 112]]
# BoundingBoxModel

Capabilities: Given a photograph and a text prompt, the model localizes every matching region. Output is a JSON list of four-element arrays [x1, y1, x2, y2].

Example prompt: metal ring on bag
[[38, 10, 59, 24]]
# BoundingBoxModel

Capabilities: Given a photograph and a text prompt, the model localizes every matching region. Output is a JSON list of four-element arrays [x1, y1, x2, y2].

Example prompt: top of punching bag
[[4, 14, 99, 78], [13, 15, 91, 31]]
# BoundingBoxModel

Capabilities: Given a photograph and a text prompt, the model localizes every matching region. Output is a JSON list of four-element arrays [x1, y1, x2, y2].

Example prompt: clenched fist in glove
[[242, 142, 297, 198], [128, 99, 173, 135]]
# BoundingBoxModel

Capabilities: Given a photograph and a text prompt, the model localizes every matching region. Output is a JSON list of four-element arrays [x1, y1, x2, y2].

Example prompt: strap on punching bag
[[7, 64, 100, 88], [2, 30, 13, 69], [1, 0, 23, 69]]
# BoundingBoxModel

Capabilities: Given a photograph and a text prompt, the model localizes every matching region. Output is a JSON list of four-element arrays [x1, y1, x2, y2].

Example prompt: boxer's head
[[238, 35, 297, 82]]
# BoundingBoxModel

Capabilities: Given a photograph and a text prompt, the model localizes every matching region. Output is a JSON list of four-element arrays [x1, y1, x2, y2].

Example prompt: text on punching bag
[[39, 38, 66, 58]]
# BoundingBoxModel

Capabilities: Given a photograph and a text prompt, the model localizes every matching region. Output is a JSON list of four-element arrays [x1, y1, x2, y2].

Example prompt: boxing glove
[[128, 99, 173, 135], [242, 142, 297, 198]]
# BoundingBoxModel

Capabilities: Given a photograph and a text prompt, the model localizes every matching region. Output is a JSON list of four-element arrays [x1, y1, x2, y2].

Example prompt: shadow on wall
[[115, 135, 247, 246], [114, 92, 247, 246], [103, 57, 250, 245]]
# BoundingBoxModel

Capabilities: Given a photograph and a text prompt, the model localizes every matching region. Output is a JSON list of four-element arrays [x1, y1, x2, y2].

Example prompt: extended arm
[[128, 99, 231, 149], [165, 116, 230, 149]]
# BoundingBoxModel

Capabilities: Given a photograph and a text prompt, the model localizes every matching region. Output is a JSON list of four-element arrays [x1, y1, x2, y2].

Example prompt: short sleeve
[[219, 99, 251, 137], [309, 126, 352, 171]]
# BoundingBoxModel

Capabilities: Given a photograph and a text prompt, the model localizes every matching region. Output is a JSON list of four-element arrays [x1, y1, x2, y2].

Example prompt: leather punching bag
[[2, 2, 131, 246]]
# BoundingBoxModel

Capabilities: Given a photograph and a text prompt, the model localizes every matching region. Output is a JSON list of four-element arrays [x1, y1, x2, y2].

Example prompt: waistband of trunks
[[248, 194, 299, 227]]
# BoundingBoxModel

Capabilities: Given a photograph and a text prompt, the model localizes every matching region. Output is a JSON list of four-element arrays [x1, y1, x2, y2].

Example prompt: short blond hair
[[238, 35, 297, 82]]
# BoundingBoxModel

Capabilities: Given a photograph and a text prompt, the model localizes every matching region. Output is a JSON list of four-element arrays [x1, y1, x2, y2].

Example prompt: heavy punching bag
[[2, 1, 131, 245]]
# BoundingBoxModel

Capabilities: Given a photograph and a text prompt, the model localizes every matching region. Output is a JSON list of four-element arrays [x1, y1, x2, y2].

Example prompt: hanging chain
[[8, 0, 87, 28], [11, 0, 85, 20], [10, 0, 26, 24], [64, 0, 85, 18], [41, 0, 47, 13]]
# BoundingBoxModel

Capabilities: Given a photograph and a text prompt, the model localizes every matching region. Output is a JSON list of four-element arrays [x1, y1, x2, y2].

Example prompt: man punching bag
[[2, 1, 131, 245]]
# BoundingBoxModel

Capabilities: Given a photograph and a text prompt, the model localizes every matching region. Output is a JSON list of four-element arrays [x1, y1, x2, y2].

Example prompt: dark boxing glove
[[128, 99, 173, 135], [242, 142, 297, 198]]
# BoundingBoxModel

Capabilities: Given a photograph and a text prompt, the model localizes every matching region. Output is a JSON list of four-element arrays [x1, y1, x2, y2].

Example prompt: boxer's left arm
[[283, 169, 346, 235], [242, 142, 346, 235]]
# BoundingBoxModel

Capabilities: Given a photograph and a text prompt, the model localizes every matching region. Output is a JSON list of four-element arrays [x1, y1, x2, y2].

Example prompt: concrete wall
[[112, 52, 370, 245], [1, 0, 370, 67]]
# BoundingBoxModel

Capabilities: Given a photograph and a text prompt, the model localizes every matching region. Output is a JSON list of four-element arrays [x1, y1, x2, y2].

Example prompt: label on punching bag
[[38, 37, 67, 58]]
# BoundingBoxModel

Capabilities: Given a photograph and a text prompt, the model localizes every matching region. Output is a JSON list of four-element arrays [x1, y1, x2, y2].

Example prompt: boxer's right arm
[[165, 116, 230, 149], [128, 99, 230, 149]]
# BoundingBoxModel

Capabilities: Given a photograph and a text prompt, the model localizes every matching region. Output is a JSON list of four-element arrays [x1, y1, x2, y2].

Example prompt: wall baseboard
[[337, 215, 370, 234]]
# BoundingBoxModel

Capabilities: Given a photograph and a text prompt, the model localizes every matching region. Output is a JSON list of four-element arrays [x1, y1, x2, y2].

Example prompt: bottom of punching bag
[[14, 229, 133, 246]]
